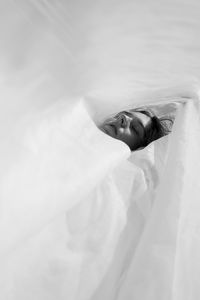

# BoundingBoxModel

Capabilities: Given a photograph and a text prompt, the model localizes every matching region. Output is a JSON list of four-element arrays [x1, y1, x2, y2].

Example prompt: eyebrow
[[122, 110, 145, 126], [121, 111, 133, 118]]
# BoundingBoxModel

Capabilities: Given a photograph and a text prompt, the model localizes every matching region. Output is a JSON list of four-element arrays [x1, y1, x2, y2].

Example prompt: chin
[[103, 124, 117, 137]]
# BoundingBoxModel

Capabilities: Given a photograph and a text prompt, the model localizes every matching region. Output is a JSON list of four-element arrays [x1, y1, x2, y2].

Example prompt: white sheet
[[2, 96, 200, 300], [1, 1, 200, 300], [0, 100, 145, 300]]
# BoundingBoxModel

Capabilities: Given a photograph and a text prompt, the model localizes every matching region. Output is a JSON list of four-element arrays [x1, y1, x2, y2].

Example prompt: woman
[[100, 107, 173, 151]]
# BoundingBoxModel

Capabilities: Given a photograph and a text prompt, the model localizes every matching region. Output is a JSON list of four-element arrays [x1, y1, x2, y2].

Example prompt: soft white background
[[0, 1, 200, 300]]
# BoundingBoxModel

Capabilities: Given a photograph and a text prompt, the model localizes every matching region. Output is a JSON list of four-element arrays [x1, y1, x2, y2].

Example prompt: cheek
[[118, 129, 135, 144], [126, 132, 141, 149], [118, 127, 131, 136]]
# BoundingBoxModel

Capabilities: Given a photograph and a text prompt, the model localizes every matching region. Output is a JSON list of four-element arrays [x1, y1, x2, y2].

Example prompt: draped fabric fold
[[1, 1, 200, 299]]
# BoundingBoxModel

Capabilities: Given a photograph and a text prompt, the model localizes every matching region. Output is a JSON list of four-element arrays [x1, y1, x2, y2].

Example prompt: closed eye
[[130, 119, 145, 137], [130, 122, 139, 135]]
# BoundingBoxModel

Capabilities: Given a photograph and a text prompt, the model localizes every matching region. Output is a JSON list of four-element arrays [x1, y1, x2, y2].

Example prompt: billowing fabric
[[1, 1, 200, 300]]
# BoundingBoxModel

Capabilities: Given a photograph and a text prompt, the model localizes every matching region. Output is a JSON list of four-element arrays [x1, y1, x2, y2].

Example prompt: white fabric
[[1, 1, 200, 300], [0, 100, 144, 300], [2, 97, 200, 300]]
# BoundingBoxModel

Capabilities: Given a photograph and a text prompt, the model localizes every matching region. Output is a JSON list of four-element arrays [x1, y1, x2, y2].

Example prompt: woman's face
[[100, 110, 152, 150]]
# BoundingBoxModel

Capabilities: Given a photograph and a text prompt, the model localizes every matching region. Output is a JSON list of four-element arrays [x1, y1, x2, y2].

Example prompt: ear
[[160, 116, 175, 132]]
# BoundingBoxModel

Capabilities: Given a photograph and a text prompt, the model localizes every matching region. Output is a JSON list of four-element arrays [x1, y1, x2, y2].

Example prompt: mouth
[[100, 127, 108, 134], [102, 123, 116, 137]]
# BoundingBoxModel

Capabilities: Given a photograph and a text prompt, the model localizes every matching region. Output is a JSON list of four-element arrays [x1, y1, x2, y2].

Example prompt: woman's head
[[100, 107, 173, 151]]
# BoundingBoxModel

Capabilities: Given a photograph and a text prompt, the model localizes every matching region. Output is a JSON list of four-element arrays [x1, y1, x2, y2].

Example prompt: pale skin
[[100, 110, 152, 150]]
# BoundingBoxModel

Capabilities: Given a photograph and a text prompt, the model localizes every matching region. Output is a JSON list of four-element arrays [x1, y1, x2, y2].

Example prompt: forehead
[[124, 110, 152, 127]]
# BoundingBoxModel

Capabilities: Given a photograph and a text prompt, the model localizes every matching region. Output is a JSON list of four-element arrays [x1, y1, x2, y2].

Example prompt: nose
[[116, 114, 129, 128]]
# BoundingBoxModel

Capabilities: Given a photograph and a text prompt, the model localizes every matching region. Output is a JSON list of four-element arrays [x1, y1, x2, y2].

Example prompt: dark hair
[[130, 107, 174, 150]]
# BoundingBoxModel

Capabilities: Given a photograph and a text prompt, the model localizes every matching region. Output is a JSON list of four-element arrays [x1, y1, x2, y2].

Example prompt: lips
[[103, 123, 116, 137]]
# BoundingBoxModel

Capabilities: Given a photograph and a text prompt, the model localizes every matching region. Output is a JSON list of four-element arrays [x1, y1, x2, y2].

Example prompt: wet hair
[[129, 107, 174, 151]]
